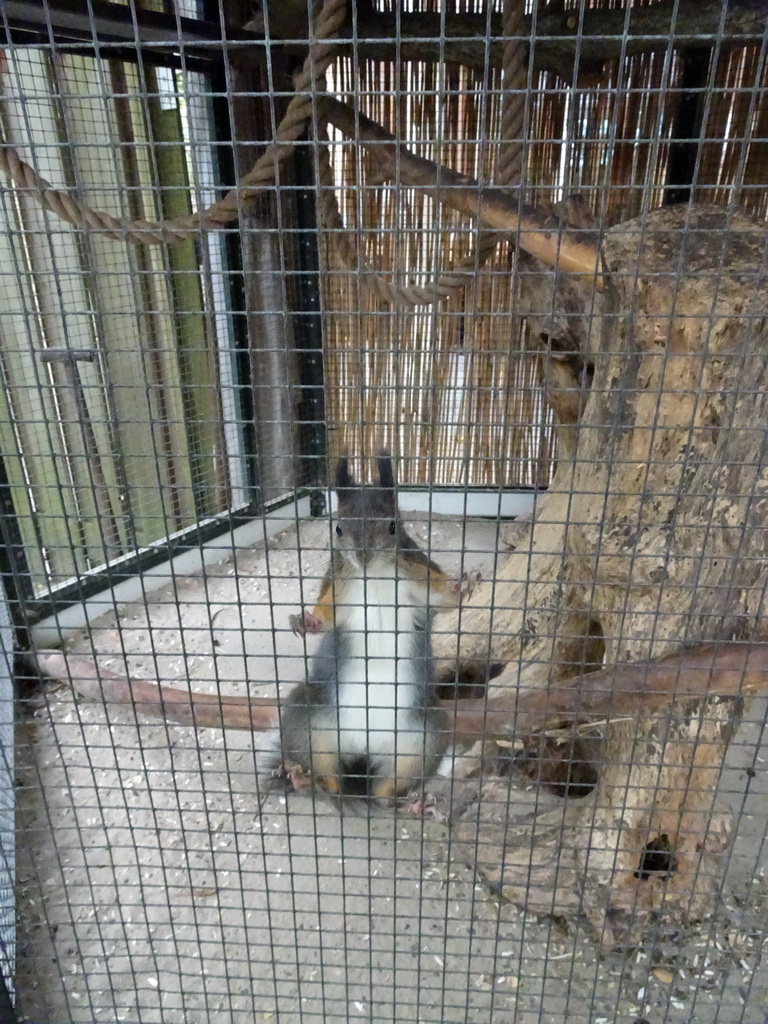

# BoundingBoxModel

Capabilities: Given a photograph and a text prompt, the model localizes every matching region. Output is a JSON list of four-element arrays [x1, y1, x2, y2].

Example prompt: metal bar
[[37, 347, 123, 557]]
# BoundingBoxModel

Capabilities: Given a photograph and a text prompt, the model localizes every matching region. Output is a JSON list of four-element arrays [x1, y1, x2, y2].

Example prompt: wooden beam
[[255, 0, 767, 77]]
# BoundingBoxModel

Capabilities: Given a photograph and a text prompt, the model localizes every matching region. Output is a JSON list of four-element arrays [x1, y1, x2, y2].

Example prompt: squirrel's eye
[[335, 524, 343, 537], [389, 521, 396, 535]]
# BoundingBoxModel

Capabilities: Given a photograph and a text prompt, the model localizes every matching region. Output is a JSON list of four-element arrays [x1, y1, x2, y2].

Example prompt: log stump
[[436, 205, 768, 943]]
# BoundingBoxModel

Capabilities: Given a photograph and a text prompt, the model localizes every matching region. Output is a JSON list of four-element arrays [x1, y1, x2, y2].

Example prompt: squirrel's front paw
[[285, 761, 312, 790], [271, 759, 312, 791], [289, 611, 324, 637], [451, 569, 482, 601]]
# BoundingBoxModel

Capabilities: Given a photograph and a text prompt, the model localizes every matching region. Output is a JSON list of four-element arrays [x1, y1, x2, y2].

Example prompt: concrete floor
[[14, 513, 768, 1024]]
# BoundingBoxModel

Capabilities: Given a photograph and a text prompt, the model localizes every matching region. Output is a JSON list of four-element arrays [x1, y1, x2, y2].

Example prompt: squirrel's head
[[333, 452, 404, 567]]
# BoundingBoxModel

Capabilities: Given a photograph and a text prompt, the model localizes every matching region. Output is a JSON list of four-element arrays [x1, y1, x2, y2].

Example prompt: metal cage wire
[[0, 1, 767, 1022]]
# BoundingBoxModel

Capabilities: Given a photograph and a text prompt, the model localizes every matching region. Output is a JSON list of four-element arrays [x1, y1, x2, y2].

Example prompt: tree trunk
[[435, 205, 768, 943]]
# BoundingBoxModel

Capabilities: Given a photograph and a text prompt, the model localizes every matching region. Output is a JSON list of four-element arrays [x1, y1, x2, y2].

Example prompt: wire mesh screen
[[0, 1, 767, 1023], [0, 49, 234, 596], [322, 57, 556, 487]]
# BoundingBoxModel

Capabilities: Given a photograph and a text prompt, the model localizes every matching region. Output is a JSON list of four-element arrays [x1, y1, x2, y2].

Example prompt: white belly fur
[[334, 566, 426, 760]]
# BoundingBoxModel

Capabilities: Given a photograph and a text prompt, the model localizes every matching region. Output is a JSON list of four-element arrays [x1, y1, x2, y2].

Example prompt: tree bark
[[434, 204, 768, 942]]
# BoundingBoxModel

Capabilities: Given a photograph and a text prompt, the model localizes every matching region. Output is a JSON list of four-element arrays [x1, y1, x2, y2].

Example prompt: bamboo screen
[[320, 15, 768, 487], [322, 56, 543, 489]]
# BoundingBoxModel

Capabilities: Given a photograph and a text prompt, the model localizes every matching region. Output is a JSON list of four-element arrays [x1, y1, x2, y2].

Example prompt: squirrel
[[259, 452, 480, 805]]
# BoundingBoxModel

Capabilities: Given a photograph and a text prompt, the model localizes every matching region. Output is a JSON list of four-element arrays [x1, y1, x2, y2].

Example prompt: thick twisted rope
[[469, 0, 528, 266], [0, 0, 530, 308], [317, 130, 485, 306], [0, 0, 347, 245], [497, 0, 528, 191]]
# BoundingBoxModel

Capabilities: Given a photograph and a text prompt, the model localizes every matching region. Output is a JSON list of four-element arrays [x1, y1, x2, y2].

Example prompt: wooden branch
[[258, 0, 766, 77], [322, 95, 604, 287], [31, 641, 768, 741], [32, 650, 278, 731], [451, 643, 768, 745]]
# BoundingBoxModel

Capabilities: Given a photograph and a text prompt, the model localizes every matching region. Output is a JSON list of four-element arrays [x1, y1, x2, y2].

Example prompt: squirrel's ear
[[377, 451, 395, 490], [335, 456, 354, 491]]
